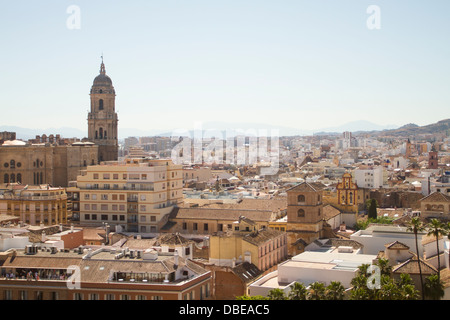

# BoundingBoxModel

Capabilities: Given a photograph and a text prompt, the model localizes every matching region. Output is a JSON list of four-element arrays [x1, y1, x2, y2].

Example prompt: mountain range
[[1, 119, 448, 140]]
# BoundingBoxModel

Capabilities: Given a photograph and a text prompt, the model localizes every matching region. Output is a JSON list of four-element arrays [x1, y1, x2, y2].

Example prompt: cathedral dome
[[92, 59, 114, 88], [92, 73, 113, 87]]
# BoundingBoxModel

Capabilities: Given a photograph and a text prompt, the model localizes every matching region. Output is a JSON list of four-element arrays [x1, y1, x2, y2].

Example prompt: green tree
[[406, 217, 425, 300], [267, 288, 286, 300], [367, 198, 378, 220], [235, 295, 269, 300], [423, 274, 445, 300], [426, 218, 447, 282], [375, 258, 392, 276], [308, 282, 326, 300], [288, 282, 307, 300], [325, 281, 345, 300]]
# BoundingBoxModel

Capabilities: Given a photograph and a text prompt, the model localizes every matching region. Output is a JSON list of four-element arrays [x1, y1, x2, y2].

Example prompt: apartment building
[[74, 158, 183, 233], [0, 245, 211, 300], [353, 166, 384, 189], [0, 184, 68, 226]]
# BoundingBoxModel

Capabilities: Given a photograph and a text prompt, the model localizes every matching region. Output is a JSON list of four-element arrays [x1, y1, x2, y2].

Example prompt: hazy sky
[[1, 0, 449, 136]]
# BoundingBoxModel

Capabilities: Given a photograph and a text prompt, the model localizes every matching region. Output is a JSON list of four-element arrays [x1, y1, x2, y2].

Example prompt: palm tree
[[406, 216, 425, 300], [308, 282, 326, 300], [375, 258, 392, 276], [267, 288, 286, 300], [288, 282, 307, 300], [325, 281, 345, 300], [423, 274, 445, 300], [426, 218, 447, 282]]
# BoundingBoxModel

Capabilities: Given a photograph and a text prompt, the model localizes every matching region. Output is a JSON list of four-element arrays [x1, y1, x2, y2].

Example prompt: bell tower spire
[[100, 54, 106, 75], [87, 56, 119, 162]]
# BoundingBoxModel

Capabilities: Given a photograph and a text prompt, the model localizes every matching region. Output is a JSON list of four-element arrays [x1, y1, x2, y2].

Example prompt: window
[[297, 194, 305, 202], [101, 194, 108, 200], [4, 290, 12, 300], [193, 223, 198, 231], [89, 293, 99, 300], [112, 215, 118, 221], [93, 173, 99, 179], [204, 223, 208, 231], [99, 99, 104, 110], [19, 291, 28, 300], [112, 194, 118, 200], [120, 295, 131, 300], [101, 204, 108, 211], [101, 215, 108, 220], [112, 205, 118, 211], [113, 174, 119, 180], [119, 215, 125, 221], [92, 214, 97, 220], [183, 222, 187, 230], [103, 173, 110, 179], [297, 209, 305, 217], [84, 214, 90, 220], [91, 204, 97, 210], [140, 205, 146, 211], [74, 293, 83, 300], [105, 294, 115, 300]]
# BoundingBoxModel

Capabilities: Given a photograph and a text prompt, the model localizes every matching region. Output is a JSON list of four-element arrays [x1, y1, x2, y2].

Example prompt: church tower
[[87, 58, 118, 162]]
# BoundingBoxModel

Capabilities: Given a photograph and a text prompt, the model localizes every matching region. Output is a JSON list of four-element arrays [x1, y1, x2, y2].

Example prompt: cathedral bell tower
[[87, 58, 118, 162]]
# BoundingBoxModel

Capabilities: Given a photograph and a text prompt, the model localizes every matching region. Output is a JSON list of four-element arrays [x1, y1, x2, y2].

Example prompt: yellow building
[[322, 172, 366, 214], [209, 216, 288, 272], [0, 184, 68, 226], [74, 158, 183, 233]]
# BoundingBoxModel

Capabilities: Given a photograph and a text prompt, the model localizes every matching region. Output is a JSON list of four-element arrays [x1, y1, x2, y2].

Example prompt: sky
[[0, 0, 449, 137]]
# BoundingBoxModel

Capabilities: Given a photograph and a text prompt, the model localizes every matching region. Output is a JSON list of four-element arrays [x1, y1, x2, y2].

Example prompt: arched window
[[99, 128, 103, 139], [10, 174, 15, 183], [297, 209, 305, 217], [17, 173, 22, 183], [104, 130, 107, 139], [99, 99, 104, 110], [297, 195, 305, 203], [4, 174, 9, 183], [10, 160, 15, 169]]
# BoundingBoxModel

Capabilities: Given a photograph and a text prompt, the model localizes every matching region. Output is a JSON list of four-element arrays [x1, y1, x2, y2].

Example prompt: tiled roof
[[242, 228, 285, 246], [385, 241, 410, 250], [286, 181, 326, 193], [419, 191, 450, 203], [392, 257, 437, 275], [323, 204, 341, 220], [231, 262, 262, 284]]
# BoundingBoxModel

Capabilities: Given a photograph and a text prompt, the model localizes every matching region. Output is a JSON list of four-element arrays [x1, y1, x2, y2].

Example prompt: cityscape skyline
[[1, 1, 449, 135]]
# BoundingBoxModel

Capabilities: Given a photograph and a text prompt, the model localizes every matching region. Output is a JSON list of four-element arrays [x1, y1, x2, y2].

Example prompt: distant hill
[[373, 119, 450, 138]]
